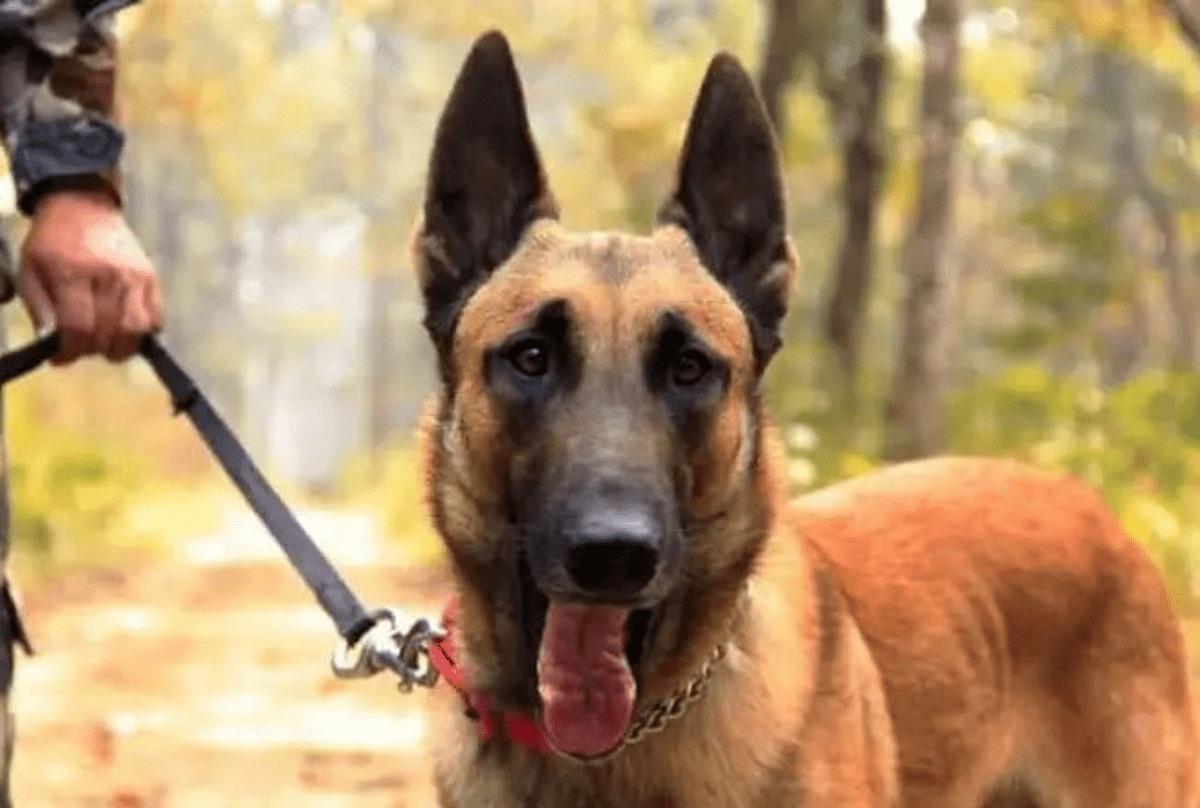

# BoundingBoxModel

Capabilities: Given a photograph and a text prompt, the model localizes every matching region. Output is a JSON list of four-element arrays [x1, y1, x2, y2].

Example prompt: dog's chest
[[439, 758, 678, 808], [435, 745, 798, 808]]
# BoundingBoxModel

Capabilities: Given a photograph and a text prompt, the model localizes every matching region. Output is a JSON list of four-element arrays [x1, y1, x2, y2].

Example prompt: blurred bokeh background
[[1, 0, 1199, 805]]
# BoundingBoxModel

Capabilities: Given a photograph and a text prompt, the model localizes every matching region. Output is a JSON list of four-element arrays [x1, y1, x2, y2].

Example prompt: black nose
[[564, 509, 662, 601]]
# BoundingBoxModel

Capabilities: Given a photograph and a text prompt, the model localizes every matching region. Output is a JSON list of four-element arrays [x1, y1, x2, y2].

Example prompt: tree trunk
[[756, 0, 888, 410], [1106, 49, 1197, 369], [821, 0, 887, 407], [1165, 0, 1200, 58], [883, 0, 961, 462], [757, 0, 806, 136]]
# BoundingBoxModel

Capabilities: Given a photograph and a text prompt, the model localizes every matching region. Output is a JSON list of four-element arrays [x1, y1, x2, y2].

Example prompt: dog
[[411, 30, 1199, 808]]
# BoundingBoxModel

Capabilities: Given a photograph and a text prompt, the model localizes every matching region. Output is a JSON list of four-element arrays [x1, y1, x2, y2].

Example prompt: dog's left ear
[[658, 54, 793, 373]]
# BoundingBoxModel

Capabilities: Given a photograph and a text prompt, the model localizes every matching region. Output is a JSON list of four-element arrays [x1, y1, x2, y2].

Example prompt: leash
[[0, 331, 446, 693]]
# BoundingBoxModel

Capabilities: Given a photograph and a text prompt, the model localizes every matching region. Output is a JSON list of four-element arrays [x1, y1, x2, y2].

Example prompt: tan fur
[[413, 32, 1198, 808], [794, 457, 1198, 808]]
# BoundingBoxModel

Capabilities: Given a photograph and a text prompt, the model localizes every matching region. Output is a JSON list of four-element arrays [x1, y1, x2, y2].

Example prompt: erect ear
[[415, 30, 558, 371], [658, 53, 794, 374]]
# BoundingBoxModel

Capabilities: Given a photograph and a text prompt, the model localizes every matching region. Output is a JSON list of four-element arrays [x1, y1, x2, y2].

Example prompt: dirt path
[[9, 504, 448, 808]]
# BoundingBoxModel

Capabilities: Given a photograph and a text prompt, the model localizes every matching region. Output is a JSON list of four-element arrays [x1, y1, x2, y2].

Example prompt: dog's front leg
[[786, 618, 899, 808]]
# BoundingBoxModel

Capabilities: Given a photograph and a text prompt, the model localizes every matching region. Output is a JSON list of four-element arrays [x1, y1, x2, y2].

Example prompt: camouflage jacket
[[0, 0, 137, 215]]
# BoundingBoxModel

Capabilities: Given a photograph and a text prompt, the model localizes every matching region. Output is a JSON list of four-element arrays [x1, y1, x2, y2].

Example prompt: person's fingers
[[107, 331, 140, 362], [93, 273, 124, 360], [20, 197, 161, 364], [144, 273, 164, 332], [110, 274, 153, 361], [53, 276, 96, 366], [16, 260, 55, 334]]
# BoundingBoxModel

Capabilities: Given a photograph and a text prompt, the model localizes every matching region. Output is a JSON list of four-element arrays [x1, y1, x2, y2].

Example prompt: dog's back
[[794, 456, 1198, 808]]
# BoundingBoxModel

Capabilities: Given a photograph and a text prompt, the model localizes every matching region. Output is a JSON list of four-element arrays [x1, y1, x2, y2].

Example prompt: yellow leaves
[[1030, 0, 1190, 69], [962, 38, 1035, 121], [1141, 26, 1200, 98], [777, 87, 833, 166], [338, 0, 392, 20], [117, 0, 772, 224], [838, 451, 877, 480], [121, 0, 377, 214], [1177, 208, 1200, 244], [1012, 0, 1200, 104], [341, 0, 557, 52], [1068, 0, 1170, 49]]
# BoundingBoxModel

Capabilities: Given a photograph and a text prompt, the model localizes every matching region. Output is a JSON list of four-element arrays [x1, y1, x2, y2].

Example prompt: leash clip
[[331, 608, 447, 693]]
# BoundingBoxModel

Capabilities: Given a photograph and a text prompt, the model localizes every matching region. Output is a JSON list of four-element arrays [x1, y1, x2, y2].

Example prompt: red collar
[[429, 597, 553, 755]]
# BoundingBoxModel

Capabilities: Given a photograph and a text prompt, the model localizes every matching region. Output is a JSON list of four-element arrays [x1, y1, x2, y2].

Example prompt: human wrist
[[22, 175, 122, 218]]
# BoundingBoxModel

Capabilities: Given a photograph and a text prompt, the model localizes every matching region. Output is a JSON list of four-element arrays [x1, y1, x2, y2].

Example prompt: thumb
[[17, 260, 55, 336]]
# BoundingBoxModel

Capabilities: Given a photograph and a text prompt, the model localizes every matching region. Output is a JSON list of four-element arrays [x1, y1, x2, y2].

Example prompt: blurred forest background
[[2, 0, 1200, 612]]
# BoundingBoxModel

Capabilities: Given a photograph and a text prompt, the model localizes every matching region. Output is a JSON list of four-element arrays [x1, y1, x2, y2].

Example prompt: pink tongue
[[537, 604, 635, 758]]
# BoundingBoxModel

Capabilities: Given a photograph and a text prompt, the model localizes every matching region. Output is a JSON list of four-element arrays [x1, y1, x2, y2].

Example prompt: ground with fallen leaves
[[10, 505, 446, 808]]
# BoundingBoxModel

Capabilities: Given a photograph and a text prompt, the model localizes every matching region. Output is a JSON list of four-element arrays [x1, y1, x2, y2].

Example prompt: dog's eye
[[670, 349, 710, 386], [509, 340, 550, 377]]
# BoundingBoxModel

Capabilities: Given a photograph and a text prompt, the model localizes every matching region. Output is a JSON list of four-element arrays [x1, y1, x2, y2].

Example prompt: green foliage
[[1017, 191, 1121, 264], [2, 340, 219, 580], [1006, 268, 1116, 330]]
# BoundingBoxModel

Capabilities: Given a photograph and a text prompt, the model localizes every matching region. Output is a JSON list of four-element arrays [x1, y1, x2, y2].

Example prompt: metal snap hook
[[331, 609, 447, 693]]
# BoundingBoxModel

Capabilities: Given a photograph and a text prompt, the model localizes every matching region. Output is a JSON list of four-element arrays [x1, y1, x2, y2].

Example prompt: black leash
[[0, 331, 444, 690]]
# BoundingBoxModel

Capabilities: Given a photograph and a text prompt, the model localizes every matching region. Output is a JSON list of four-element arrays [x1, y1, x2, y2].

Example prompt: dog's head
[[414, 31, 794, 760]]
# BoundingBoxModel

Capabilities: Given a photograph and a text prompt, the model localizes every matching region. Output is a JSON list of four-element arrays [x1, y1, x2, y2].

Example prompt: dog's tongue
[[537, 604, 635, 758]]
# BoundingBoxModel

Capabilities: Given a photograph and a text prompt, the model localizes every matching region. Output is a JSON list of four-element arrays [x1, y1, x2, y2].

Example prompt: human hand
[[18, 190, 163, 365]]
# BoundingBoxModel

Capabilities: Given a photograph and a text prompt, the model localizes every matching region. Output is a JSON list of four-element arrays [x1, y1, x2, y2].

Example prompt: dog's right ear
[[415, 30, 558, 369]]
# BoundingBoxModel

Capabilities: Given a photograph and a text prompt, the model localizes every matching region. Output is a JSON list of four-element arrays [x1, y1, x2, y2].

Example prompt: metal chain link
[[623, 640, 727, 747], [579, 586, 749, 763], [615, 586, 748, 756]]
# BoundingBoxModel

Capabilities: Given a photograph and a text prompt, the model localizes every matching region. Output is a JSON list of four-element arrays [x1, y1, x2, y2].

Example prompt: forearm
[[0, 1, 139, 215]]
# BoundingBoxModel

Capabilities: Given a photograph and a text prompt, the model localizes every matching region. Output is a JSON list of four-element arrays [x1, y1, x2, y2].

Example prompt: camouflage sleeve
[[0, 0, 140, 215]]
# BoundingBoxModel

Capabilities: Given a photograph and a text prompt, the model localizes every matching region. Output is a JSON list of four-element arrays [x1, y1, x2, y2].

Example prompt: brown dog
[[412, 30, 1199, 808]]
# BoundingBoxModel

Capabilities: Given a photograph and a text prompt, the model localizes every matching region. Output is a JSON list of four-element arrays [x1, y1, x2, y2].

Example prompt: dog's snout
[[564, 509, 662, 601]]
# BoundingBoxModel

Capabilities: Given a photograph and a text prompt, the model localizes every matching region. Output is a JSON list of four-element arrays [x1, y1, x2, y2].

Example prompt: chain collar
[[576, 586, 747, 763], [576, 638, 728, 763]]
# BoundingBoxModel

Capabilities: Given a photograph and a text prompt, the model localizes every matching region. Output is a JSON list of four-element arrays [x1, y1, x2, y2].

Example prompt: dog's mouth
[[517, 554, 658, 759]]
